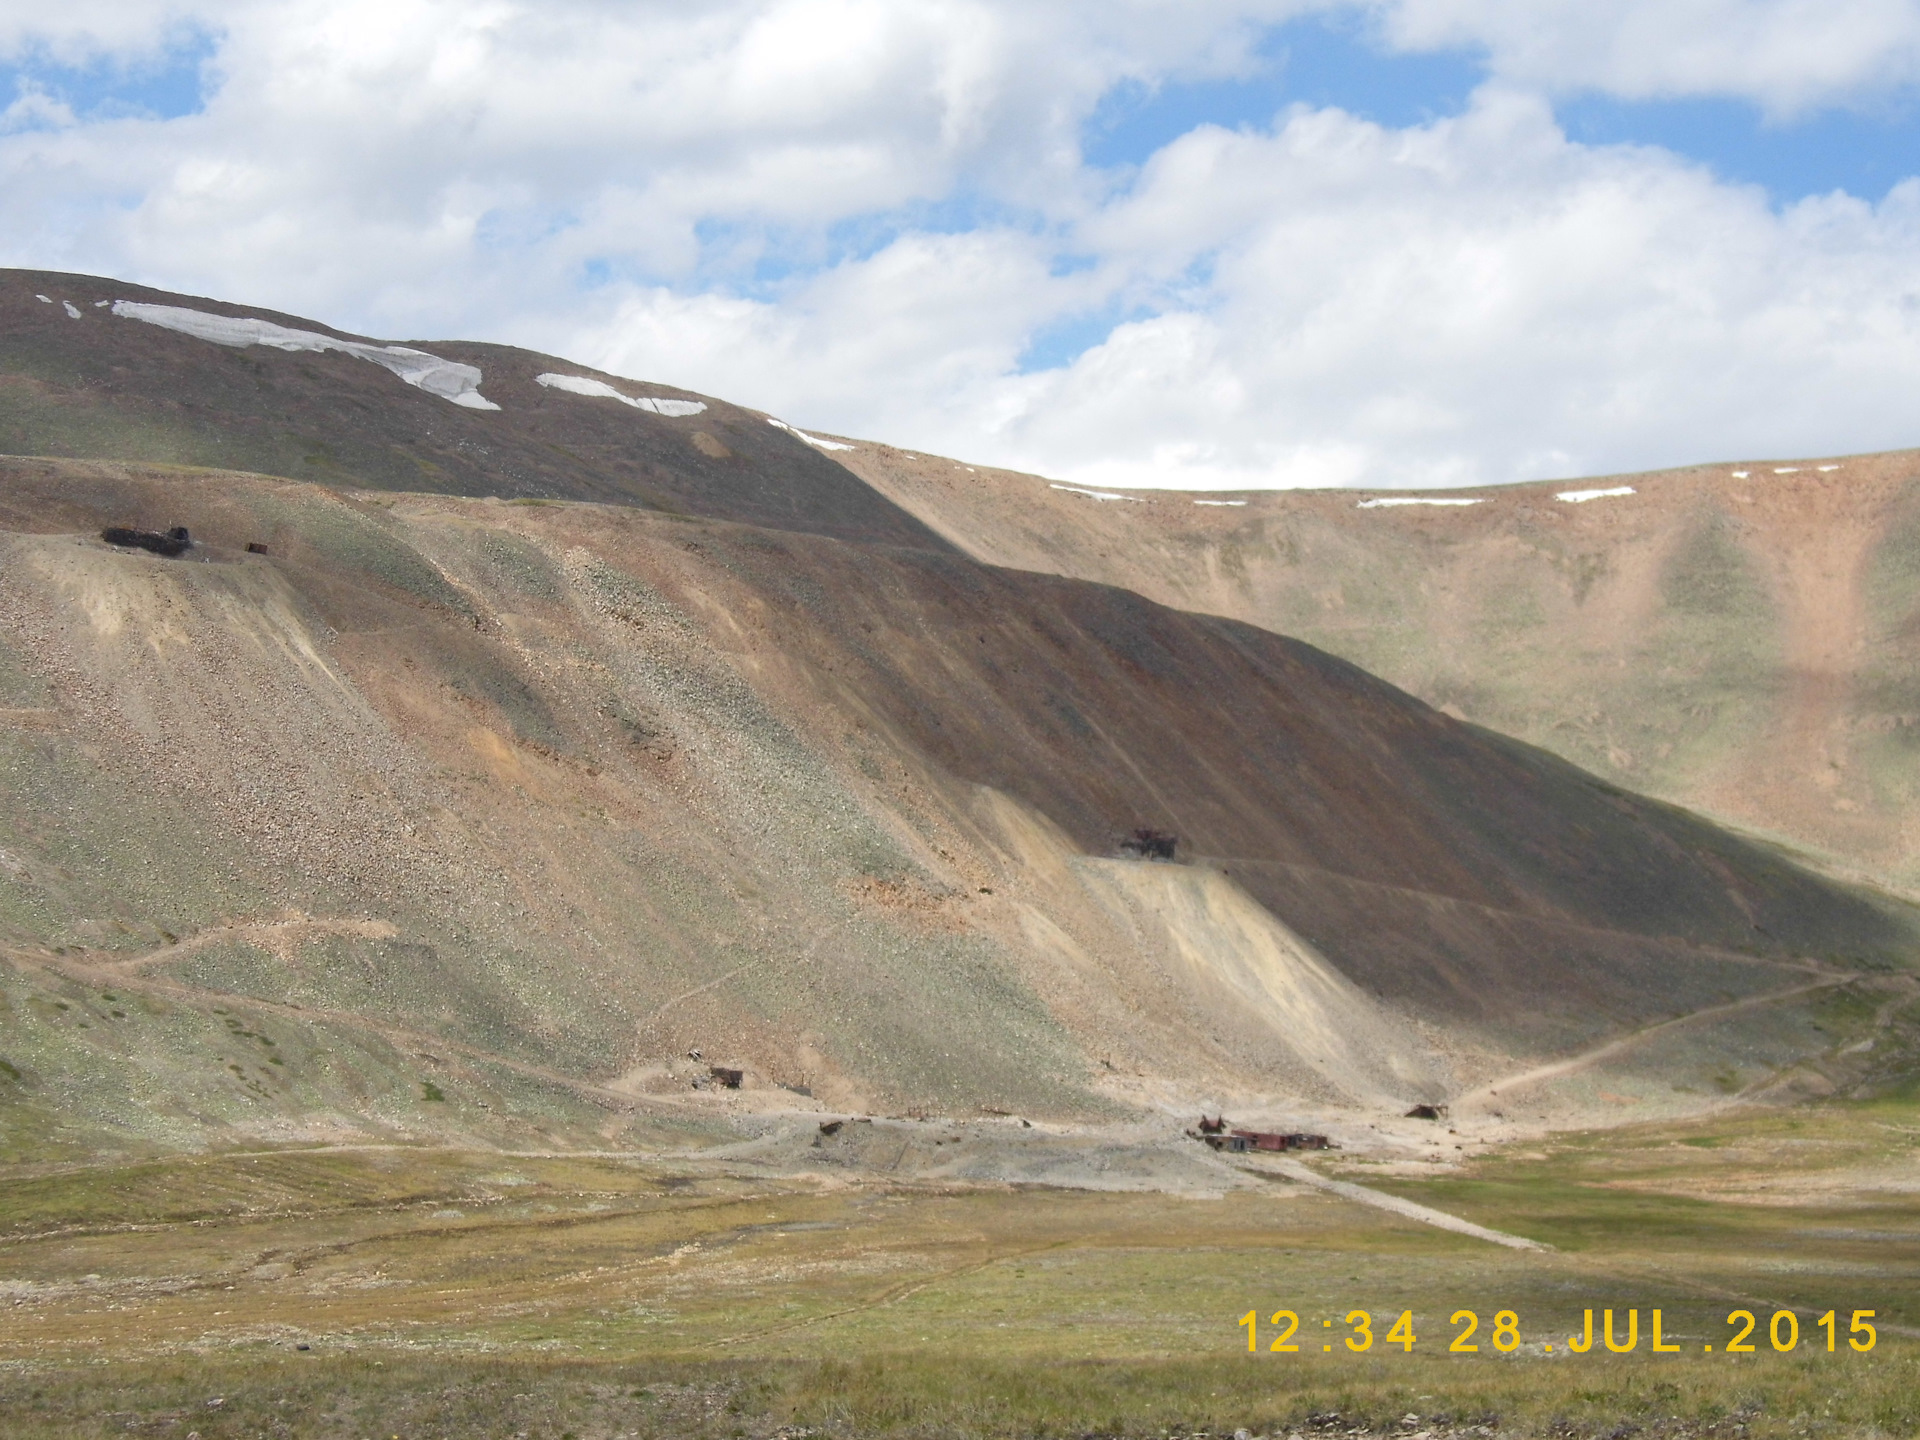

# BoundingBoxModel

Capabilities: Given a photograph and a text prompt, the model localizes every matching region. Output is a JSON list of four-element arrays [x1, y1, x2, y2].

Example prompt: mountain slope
[[837, 444, 1920, 893], [1, 270, 1914, 1157], [0, 268, 948, 550]]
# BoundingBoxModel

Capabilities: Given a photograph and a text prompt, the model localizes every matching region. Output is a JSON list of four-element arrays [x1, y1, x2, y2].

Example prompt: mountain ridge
[[1, 269, 1913, 1160], [835, 439, 1920, 897], [1, 267, 950, 550]]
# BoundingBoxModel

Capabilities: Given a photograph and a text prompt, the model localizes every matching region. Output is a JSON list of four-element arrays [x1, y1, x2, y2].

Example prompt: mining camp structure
[[1190, 1117, 1331, 1153]]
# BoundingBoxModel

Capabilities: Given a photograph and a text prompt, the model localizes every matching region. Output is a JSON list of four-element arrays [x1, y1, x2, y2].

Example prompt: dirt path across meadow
[[1251, 1157, 1550, 1251]]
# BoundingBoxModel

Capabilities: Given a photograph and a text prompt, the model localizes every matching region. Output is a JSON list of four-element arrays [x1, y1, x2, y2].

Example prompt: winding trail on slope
[[91, 915, 401, 973], [1453, 972, 1860, 1112], [1202, 854, 1843, 977], [5, 943, 675, 1116], [617, 930, 831, 1091]]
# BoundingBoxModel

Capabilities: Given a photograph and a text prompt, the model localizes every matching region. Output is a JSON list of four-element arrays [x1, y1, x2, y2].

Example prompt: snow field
[[1555, 486, 1635, 503], [767, 417, 855, 451], [111, 301, 501, 410], [535, 372, 706, 417], [1051, 483, 1144, 503], [1357, 496, 1483, 508]]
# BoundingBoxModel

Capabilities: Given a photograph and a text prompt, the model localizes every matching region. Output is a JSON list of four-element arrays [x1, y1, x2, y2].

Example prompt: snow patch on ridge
[[767, 417, 855, 451], [111, 301, 501, 410], [535, 372, 706, 416], [62, 301, 81, 319], [1357, 496, 1482, 508], [1052, 483, 1144, 503], [1555, 486, 1634, 503]]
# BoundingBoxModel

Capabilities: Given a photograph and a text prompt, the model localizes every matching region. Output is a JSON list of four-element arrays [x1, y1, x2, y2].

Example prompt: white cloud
[[2, 2, 1920, 490], [1, 83, 76, 133], [567, 88, 1920, 489], [1378, 0, 1920, 115], [0, 4, 226, 63]]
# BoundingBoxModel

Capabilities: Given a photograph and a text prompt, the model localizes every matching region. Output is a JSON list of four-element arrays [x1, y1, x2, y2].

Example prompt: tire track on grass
[[700, 1237, 1077, 1350], [1251, 1157, 1549, 1251]]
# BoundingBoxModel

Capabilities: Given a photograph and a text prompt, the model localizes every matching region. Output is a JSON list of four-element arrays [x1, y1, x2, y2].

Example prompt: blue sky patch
[[1083, 16, 1483, 169], [1017, 300, 1154, 374], [0, 29, 216, 129], [821, 191, 1045, 266], [1558, 93, 1920, 203], [1083, 13, 1920, 207], [671, 193, 1050, 299]]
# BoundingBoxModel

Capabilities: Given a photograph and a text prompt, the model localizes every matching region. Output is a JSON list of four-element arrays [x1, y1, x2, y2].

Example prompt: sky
[[4, 2, 1920, 491]]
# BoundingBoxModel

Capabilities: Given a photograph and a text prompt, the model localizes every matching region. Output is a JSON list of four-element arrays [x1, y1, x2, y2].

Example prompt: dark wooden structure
[[1234, 1130, 1331, 1151], [101, 525, 191, 557], [1193, 1129, 1330, 1152], [1119, 827, 1178, 860], [1188, 1118, 1331, 1153]]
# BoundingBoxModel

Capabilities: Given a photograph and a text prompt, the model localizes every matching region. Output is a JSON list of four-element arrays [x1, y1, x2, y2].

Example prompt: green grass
[[0, 1112, 1915, 1436], [0, 1348, 1912, 1439], [1347, 1104, 1920, 1342]]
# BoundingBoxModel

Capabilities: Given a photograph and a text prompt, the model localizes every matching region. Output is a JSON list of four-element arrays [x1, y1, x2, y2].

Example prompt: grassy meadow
[[0, 1100, 1915, 1438]]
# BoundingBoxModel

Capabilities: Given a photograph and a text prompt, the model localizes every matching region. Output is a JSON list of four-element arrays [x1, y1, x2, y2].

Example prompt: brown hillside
[[1, 269, 1914, 1155], [1, 456, 1910, 1154], [0, 268, 949, 550], [836, 444, 1920, 891]]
